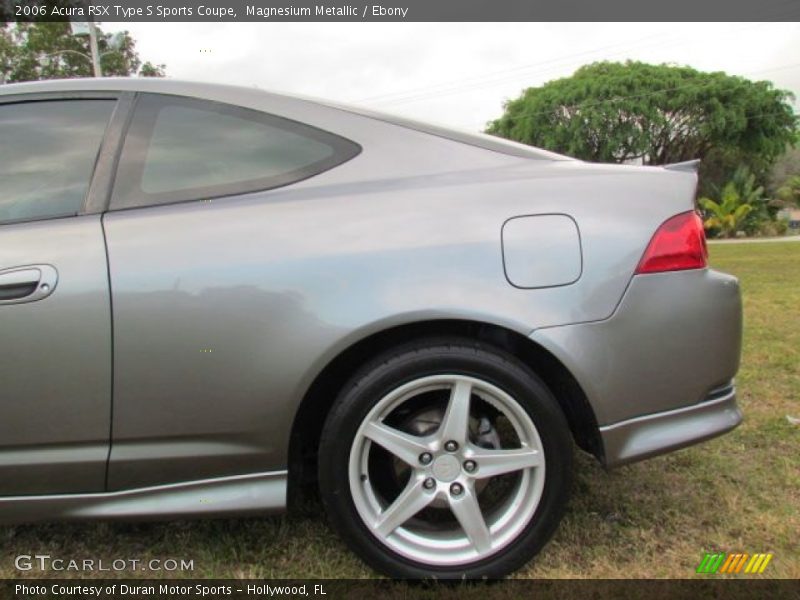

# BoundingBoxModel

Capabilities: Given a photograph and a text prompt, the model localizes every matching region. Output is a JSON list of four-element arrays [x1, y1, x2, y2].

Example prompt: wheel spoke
[[438, 379, 472, 445], [449, 485, 492, 554], [374, 478, 434, 538], [468, 446, 542, 479], [362, 421, 429, 466]]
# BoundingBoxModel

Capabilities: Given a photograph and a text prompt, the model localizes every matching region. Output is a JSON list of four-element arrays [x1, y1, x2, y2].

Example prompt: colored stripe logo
[[697, 552, 773, 574]]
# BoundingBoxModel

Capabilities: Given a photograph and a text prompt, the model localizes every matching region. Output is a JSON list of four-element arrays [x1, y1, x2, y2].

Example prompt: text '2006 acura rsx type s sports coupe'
[[0, 78, 742, 579]]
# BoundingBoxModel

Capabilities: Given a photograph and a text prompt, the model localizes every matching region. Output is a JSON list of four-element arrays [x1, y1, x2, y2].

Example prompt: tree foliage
[[769, 145, 800, 198], [486, 61, 798, 193], [725, 166, 773, 235], [700, 184, 753, 238], [0, 22, 165, 83], [777, 175, 800, 206]]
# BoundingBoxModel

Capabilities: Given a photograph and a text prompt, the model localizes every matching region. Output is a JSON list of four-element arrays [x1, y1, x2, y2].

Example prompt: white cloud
[[106, 22, 800, 131]]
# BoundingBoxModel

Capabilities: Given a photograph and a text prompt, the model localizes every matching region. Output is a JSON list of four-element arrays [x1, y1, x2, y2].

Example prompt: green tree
[[0, 22, 165, 83], [776, 175, 800, 206], [139, 61, 166, 78], [724, 166, 773, 235], [699, 183, 753, 238], [769, 145, 800, 201], [769, 145, 800, 184], [486, 61, 798, 194], [0, 24, 14, 81]]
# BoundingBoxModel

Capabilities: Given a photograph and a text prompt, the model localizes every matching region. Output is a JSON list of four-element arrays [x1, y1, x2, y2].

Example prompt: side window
[[0, 100, 115, 225], [112, 94, 361, 209]]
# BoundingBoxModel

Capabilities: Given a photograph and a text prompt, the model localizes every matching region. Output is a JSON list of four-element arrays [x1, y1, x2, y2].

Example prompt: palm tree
[[699, 183, 753, 238]]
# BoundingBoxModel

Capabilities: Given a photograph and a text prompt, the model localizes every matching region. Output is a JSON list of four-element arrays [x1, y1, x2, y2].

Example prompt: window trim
[[110, 93, 362, 211], [84, 92, 136, 215], [0, 91, 127, 226]]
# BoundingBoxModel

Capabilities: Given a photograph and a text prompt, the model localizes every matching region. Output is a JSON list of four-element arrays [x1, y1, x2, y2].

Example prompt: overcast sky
[[103, 22, 800, 132]]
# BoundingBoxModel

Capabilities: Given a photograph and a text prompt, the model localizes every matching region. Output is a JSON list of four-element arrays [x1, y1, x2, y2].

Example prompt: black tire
[[318, 337, 573, 579]]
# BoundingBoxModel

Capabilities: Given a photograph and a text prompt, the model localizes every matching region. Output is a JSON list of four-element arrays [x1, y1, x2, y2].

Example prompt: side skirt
[[0, 471, 287, 525]]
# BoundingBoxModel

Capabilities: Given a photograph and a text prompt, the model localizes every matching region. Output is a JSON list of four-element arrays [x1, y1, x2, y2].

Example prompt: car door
[[103, 92, 359, 491], [0, 94, 125, 495]]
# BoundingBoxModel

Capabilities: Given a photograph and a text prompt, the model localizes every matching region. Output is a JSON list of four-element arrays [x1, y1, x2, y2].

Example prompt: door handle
[[0, 265, 58, 305]]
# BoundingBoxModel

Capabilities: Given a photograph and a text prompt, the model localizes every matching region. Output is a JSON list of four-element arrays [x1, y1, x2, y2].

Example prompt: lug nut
[[419, 452, 433, 465], [423, 477, 436, 490], [450, 482, 464, 496], [444, 440, 459, 452], [463, 460, 477, 473]]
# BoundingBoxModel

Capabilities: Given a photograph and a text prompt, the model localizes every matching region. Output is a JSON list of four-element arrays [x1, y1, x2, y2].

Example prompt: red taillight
[[635, 211, 708, 274]]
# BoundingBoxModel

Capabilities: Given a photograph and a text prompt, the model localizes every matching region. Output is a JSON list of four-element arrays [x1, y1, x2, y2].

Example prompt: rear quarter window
[[112, 94, 360, 210]]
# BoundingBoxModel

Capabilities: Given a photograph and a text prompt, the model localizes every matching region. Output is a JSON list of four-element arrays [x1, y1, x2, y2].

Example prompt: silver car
[[0, 78, 742, 579]]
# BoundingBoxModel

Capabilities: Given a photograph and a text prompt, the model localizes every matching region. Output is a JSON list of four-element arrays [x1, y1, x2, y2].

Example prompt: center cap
[[431, 455, 460, 482]]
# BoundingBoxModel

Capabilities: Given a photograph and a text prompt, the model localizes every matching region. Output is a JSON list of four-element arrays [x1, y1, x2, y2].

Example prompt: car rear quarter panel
[[531, 268, 743, 425]]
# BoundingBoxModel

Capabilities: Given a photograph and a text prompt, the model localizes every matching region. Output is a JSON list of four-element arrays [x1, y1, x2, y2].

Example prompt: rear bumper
[[530, 268, 743, 467], [598, 382, 741, 467]]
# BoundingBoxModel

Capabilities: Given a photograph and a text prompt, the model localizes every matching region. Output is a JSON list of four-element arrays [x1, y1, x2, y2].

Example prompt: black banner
[[2, 579, 800, 600], [3, 0, 800, 22]]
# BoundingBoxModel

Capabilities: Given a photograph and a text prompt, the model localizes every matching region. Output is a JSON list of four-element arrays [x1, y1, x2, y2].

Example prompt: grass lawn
[[2, 242, 798, 581]]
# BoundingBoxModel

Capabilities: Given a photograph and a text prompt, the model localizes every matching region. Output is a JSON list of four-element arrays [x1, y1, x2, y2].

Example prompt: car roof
[[0, 78, 573, 161], [0, 76, 283, 99]]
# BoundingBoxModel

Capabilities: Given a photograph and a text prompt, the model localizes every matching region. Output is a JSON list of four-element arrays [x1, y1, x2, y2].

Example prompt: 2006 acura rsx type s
[[0, 79, 742, 579]]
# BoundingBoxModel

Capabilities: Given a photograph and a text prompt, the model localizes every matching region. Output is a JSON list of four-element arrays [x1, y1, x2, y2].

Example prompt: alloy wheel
[[348, 374, 546, 566]]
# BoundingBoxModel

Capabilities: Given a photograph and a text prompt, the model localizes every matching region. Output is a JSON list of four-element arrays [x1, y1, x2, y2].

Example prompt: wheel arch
[[287, 319, 602, 504]]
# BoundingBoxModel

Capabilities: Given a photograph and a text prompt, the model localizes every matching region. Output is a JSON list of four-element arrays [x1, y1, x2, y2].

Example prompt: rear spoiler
[[663, 159, 700, 173]]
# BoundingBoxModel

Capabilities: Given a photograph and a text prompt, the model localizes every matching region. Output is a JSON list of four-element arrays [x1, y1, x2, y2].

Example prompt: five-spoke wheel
[[350, 374, 545, 565], [319, 339, 572, 579]]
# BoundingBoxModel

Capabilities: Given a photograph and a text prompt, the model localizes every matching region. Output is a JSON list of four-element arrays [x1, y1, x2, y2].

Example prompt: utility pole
[[87, 21, 102, 77]]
